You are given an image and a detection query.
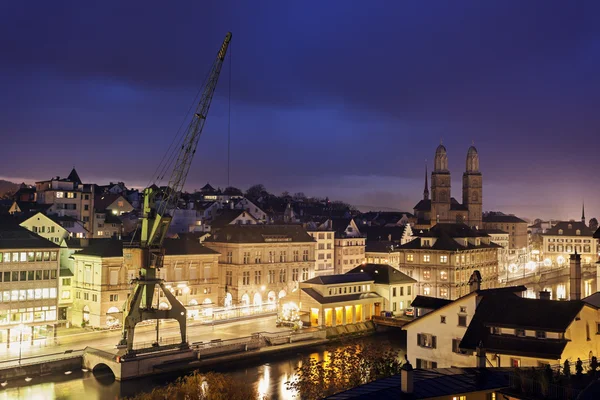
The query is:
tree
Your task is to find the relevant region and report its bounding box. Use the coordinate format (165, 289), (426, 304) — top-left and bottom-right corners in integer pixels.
(281, 191), (290, 198)
(245, 184), (267, 200)
(223, 186), (243, 196)
(293, 192), (306, 200)
(286, 343), (403, 400)
(127, 371), (262, 400)
(589, 218), (598, 231)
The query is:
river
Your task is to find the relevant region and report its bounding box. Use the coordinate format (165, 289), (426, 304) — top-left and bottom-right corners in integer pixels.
(0, 331), (406, 400)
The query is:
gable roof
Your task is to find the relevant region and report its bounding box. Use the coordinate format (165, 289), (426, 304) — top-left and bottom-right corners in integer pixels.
(482, 213), (526, 223)
(304, 272), (373, 285)
(346, 264), (416, 285)
(460, 295), (588, 358)
(210, 209), (257, 230)
(413, 199), (431, 211)
(0, 222), (59, 249)
(411, 295), (453, 310)
(544, 221), (594, 236)
(206, 224), (315, 244)
(74, 238), (219, 258)
(94, 194), (129, 212)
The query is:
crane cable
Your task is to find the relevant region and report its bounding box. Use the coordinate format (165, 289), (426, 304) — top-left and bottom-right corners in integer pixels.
(227, 39), (232, 187)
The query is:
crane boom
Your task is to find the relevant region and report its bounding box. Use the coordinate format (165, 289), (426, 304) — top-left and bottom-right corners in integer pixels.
(144, 32), (232, 249)
(119, 32), (231, 353)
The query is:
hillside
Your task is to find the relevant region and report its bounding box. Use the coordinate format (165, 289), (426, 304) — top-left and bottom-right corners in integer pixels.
(0, 180), (19, 198)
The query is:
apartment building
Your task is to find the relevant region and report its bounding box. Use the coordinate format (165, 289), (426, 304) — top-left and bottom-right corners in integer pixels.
(307, 229), (335, 276)
(398, 223), (500, 300)
(482, 212), (528, 252)
(333, 218), (366, 274)
(0, 223), (60, 346)
(70, 238), (220, 328)
(35, 169), (95, 233)
(542, 221), (597, 265)
(203, 225), (316, 308)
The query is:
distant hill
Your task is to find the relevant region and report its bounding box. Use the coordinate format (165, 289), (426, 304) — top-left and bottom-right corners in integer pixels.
(0, 180), (19, 198)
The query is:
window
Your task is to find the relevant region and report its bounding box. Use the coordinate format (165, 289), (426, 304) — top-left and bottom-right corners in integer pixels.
(440, 255), (448, 263)
(63, 278), (71, 286)
(302, 268), (309, 281)
(393, 303), (397, 312)
(83, 216), (89, 222)
(243, 252), (250, 264)
(268, 270), (275, 284)
(536, 330), (546, 339)
(302, 250), (309, 261)
(452, 338), (469, 354)
(225, 271), (232, 286)
(452, 396), (466, 400)
(440, 270), (448, 280)
(226, 252), (232, 263)
(84, 204), (89, 211)
(255, 251), (261, 263)
(458, 315), (467, 327)
(440, 288), (448, 298)
(293, 250), (299, 261)
(279, 269), (286, 283)
(417, 333), (436, 348)
(254, 270), (261, 285)
(423, 255), (431, 263)
(407, 286), (411, 296)
(268, 251), (274, 263)
(280, 251), (287, 262)
(56, 192), (64, 198)
(515, 329), (526, 337)
(423, 269), (431, 280)
(416, 359), (437, 369)
(292, 268), (299, 281)
(392, 288), (397, 297)
(423, 286), (431, 295)
(459, 306), (467, 313)
(440, 316), (446, 324)
(83, 292), (89, 300)
(92, 294), (98, 302)
(242, 271), (250, 285)
(407, 254), (414, 262)
(110, 294), (119, 302)
(511, 358), (521, 367)
(66, 192), (76, 199)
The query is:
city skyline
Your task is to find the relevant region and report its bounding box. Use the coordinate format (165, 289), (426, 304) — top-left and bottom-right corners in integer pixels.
(2, 1), (600, 220)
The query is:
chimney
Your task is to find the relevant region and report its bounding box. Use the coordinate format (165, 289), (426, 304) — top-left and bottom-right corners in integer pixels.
(400, 356), (413, 394)
(468, 270), (482, 293)
(539, 291), (551, 301)
(570, 251), (581, 300)
(476, 342), (486, 369)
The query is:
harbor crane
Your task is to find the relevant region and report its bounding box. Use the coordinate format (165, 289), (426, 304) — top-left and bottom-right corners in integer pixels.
(118, 33), (231, 353)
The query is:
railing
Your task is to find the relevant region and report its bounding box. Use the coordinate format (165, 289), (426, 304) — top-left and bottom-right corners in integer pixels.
(0, 349), (85, 370)
(508, 373), (581, 400)
(132, 336), (183, 351)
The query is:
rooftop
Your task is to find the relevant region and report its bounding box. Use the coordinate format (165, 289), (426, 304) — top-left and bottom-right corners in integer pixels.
(206, 224), (315, 243)
(544, 220), (594, 236)
(0, 221), (59, 250)
(304, 272), (374, 285)
(346, 264), (416, 285)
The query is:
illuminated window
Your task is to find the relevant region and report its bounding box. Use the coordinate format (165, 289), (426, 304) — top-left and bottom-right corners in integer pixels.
(423, 286), (431, 295)
(407, 254), (414, 262)
(423, 269), (431, 280)
(440, 255), (448, 263)
(440, 288), (448, 298)
(56, 192), (64, 198)
(66, 192), (76, 199)
(440, 270), (448, 280)
(423, 255), (431, 263)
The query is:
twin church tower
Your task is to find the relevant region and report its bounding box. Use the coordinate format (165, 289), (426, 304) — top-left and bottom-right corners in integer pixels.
(413, 144), (482, 229)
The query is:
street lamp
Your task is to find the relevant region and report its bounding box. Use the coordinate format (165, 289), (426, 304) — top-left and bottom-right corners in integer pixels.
(18, 323), (25, 366)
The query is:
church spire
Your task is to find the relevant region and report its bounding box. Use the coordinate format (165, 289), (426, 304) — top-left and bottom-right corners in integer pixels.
(423, 162), (429, 200)
(582, 201), (586, 224)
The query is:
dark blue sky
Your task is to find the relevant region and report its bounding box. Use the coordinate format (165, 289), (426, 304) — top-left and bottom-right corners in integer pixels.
(1, 1), (599, 220)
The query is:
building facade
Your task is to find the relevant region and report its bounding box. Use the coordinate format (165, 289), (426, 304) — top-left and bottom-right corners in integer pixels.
(35, 169), (95, 233)
(333, 219), (366, 274)
(0, 224), (60, 346)
(542, 221), (597, 266)
(307, 229), (335, 276)
(70, 238), (220, 328)
(347, 263), (416, 314)
(397, 224), (500, 300)
(413, 145), (482, 229)
(203, 225), (316, 308)
(299, 273), (381, 328)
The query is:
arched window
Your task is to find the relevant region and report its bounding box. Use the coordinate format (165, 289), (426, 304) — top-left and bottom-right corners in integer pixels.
(278, 290), (287, 299)
(253, 293), (262, 306)
(241, 293), (250, 306)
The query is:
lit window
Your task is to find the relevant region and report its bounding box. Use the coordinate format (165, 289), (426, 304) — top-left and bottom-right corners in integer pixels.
(423, 269), (431, 280)
(440, 255), (448, 263)
(407, 254), (414, 262)
(423, 255), (431, 263)
(440, 270), (448, 280)
(56, 192), (64, 198)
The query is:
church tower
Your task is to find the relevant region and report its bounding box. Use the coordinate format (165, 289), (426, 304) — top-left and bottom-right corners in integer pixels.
(462, 145), (482, 228)
(431, 144), (451, 224)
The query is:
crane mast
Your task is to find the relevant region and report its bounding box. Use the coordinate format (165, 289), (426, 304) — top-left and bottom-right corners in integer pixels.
(119, 32), (232, 353)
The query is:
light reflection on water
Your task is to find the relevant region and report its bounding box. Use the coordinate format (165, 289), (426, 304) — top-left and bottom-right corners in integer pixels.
(0, 332), (405, 400)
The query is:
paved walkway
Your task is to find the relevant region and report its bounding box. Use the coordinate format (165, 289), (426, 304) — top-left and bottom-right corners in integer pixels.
(0, 315), (290, 362)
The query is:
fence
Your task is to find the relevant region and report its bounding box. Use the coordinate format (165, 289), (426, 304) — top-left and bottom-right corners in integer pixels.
(0, 349), (85, 370)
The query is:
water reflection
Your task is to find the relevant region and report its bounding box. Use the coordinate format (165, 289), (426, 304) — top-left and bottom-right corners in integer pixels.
(0, 332), (405, 400)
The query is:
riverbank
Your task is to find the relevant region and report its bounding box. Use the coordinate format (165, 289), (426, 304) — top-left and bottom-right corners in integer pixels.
(0, 330), (406, 400)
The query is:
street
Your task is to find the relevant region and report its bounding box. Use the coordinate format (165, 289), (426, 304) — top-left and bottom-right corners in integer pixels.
(0, 315), (289, 362)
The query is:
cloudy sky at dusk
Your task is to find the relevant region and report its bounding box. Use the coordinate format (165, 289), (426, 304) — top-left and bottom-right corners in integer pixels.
(1, 1), (599, 220)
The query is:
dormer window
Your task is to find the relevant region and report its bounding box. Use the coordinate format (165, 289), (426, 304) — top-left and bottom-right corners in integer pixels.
(422, 239), (431, 247)
(576, 230), (581, 236)
(568, 224), (572, 230)
(536, 331), (546, 339)
(558, 229), (563, 235)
